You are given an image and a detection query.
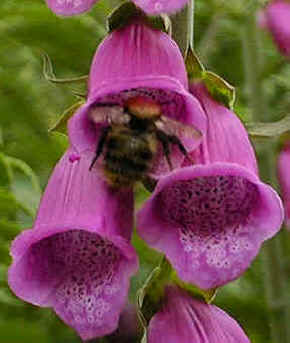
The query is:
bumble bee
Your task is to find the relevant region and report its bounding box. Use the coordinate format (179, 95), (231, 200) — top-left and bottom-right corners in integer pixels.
(89, 96), (200, 189)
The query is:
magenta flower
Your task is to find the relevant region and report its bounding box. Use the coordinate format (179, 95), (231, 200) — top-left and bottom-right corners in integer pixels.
(148, 286), (250, 343)
(8, 149), (138, 341)
(45, 0), (97, 16)
(68, 21), (206, 178)
(260, 0), (290, 57)
(45, 0), (189, 16)
(278, 141), (290, 229)
(137, 83), (283, 290)
(132, 0), (189, 15)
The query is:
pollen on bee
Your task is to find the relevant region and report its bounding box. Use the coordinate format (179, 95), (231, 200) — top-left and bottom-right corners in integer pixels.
(125, 96), (161, 119)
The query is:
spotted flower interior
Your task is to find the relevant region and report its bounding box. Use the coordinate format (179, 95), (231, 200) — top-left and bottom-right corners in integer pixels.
(159, 176), (258, 269)
(26, 230), (127, 337)
(137, 164), (283, 289)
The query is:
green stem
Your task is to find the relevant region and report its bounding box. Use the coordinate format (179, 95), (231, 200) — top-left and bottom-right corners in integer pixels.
(242, 10), (290, 343)
(171, 0), (194, 55)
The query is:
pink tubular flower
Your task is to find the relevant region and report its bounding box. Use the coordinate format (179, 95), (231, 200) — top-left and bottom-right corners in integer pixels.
(8, 149), (138, 341)
(45, 0), (189, 16)
(148, 286), (250, 343)
(45, 0), (97, 16)
(278, 141), (290, 229)
(260, 0), (290, 57)
(132, 0), (189, 15)
(137, 83), (283, 290)
(68, 21), (206, 177)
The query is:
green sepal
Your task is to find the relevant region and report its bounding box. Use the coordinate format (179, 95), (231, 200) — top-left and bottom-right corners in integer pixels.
(49, 101), (85, 135)
(137, 257), (173, 341)
(107, 1), (171, 34)
(245, 113), (290, 138)
(0, 153), (13, 188)
(185, 47), (204, 81)
(172, 271), (217, 304)
(137, 257), (172, 325)
(185, 48), (235, 109)
(202, 70), (236, 110)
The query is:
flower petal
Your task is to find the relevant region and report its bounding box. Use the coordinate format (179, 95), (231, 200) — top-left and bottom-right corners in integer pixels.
(148, 286), (250, 343)
(188, 83), (258, 175)
(45, 0), (97, 16)
(278, 142), (290, 229)
(132, 0), (189, 15)
(264, 0), (290, 57)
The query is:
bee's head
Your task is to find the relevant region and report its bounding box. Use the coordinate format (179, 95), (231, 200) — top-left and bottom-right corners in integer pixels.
(125, 96), (161, 119)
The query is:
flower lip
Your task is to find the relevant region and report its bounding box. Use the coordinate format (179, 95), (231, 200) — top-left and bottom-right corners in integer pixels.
(137, 163), (283, 289)
(10, 224), (137, 263)
(68, 78), (206, 156)
(9, 227), (138, 341)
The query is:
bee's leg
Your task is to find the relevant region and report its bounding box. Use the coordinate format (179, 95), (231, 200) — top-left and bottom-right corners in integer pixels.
(167, 134), (194, 164)
(156, 130), (173, 170)
(142, 175), (157, 193)
(89, 126), (111, 171)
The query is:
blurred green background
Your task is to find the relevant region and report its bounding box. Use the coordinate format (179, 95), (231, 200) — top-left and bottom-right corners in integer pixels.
(1, 0), (290, 342)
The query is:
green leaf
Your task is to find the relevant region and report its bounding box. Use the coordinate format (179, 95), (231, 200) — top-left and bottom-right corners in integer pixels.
(49, 101), (85, 135)
(172, 272), (217, 304)
(0, 188), (19, 218)
(185, 47), (205, 81)
(42, 52), (88, 84)
(185, 49), (235, 109)
(202, 70), (236, 109)
(6, 156), (41, 194)
(0, 153), (13, 188)
(245, 114), (290, 138)
(137, 257), (172, 325)
(0, 218), (20, 238)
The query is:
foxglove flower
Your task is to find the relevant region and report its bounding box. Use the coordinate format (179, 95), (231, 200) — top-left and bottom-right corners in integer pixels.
(45, 0), (189, 16)
(278, 141), (290, 229)
(8, 149), (138, 341)
(137, 83), (283, 290)
(68, 21), (206, 177)
(148, 286), (250, 343)
(259, 0), (290, 57)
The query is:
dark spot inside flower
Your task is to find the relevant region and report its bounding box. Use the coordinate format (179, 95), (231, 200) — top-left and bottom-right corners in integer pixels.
(158, 175), (258, 242)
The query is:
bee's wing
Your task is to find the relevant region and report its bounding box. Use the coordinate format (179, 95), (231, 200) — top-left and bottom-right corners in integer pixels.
(156, 116), (202, 140)
(89, 104), (130, 125)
